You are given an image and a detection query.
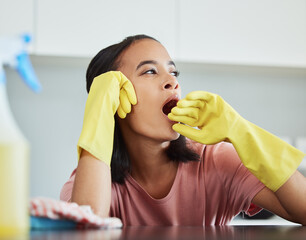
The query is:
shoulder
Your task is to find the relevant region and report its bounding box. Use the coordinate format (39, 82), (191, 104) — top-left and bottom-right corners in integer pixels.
(206, 141), (238, 158)
(185, 138), (206, 158)
(186, 140), (243, 179)
(186, 139), (241, 166)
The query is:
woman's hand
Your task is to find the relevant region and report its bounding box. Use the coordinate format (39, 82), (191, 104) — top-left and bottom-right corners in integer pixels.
(169, 91), (304, 192)
(168, 91), (239, 144)
(86, 71), (137, 119)
(112, 71), (138, 119)
(77, 71), (137, 166)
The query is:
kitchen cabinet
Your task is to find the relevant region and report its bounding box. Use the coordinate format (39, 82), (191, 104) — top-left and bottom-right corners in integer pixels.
(35, 0), (178, 58)
(0, 0), (34, 39)
(4, 0), (305, 68)
(178, 0), (306, 67)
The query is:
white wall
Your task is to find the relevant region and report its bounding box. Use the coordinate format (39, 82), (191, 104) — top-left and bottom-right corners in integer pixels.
(5, 56), (306, 199)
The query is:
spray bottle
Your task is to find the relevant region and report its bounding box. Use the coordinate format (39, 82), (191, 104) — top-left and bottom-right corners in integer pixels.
(0, 34), (41, 236)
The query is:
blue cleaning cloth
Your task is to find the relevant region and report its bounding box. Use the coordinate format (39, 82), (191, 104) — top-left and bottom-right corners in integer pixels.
(30, 216), (77, 230)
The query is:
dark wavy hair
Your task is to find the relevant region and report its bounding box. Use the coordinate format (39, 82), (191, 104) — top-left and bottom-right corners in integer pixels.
(86, 34), (200, 184)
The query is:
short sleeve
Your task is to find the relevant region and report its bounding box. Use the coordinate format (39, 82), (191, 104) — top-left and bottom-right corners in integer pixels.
(60, 169), (76, 202)
(212, 142), (265, 216)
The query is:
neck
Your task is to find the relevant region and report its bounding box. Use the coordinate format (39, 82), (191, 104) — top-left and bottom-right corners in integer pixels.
(118, 117), (177, 180)
(126, 136), (171, 180)
(118, 119), (180, 199)
(124, 135), (179, 199)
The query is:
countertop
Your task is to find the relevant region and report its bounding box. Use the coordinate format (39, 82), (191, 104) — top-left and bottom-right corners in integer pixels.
(9, 225), (305, 240)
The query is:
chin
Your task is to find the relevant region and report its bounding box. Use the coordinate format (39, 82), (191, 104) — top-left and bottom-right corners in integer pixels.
(174, 131), (180, 139)
(157, 128), (180, 142)
(168, 129), (180, 141)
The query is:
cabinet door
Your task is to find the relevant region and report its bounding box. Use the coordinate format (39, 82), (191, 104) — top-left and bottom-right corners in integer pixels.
(178, 0), (306, 67)
(35, 0), (178, 58)
(0, 0), (34, 50)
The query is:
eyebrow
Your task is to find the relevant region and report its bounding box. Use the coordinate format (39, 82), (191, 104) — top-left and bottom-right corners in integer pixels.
(136, 60), (176, 70)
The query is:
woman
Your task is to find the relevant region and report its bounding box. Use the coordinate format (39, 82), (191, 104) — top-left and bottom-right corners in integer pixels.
(61, 35), (306, 225)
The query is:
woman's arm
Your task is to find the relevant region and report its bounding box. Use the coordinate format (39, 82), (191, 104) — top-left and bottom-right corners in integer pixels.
(70, 72), (136, 217)
(252, 170), (306, 225)
(71, 149), (111, 218)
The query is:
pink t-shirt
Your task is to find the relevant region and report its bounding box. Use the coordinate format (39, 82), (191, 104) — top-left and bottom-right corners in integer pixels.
(60, 142), (265, 226)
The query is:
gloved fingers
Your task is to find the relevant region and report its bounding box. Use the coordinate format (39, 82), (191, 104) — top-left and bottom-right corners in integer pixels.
(119, 90), (132, 114)
(170, 106), (199, 119)
(185, 91), (217, 103)
(168, 113), (198, 127)
(172, 123), (202, 141)
(122, 81), (137, 105)
(177, 99), (205, 109)
(117, 105), (127, 119)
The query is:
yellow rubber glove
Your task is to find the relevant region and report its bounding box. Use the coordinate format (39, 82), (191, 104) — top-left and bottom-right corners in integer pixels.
(168, 91), (305, 191)
(77, 71), (137, 166)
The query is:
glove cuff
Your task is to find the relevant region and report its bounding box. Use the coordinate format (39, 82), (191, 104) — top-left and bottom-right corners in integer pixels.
(230, 120), (304, 191)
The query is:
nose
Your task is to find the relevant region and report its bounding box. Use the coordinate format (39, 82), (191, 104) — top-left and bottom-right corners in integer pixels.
(163, 76), (179, 90)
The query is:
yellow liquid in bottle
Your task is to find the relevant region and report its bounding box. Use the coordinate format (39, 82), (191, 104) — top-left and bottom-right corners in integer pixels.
(0, 142), (29, 237)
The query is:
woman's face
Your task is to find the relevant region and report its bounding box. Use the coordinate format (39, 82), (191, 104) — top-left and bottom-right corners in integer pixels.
(117, 39), (181, 142)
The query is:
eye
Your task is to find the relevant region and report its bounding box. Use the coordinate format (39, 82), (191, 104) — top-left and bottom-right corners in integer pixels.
(143, 69), (157, 75)
(171, 70), (180, 77)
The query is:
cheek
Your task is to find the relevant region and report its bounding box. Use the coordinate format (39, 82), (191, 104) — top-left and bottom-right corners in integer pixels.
(133, 82), (160, 112)
(132, 93), (160, 120)
(126, 89), (161, 130)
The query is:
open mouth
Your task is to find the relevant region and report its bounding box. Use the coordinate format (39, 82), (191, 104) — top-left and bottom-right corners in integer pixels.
(162, 99), (178, 116)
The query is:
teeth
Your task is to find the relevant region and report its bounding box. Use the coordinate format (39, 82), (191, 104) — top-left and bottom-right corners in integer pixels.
(162, 99), (178, 115)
